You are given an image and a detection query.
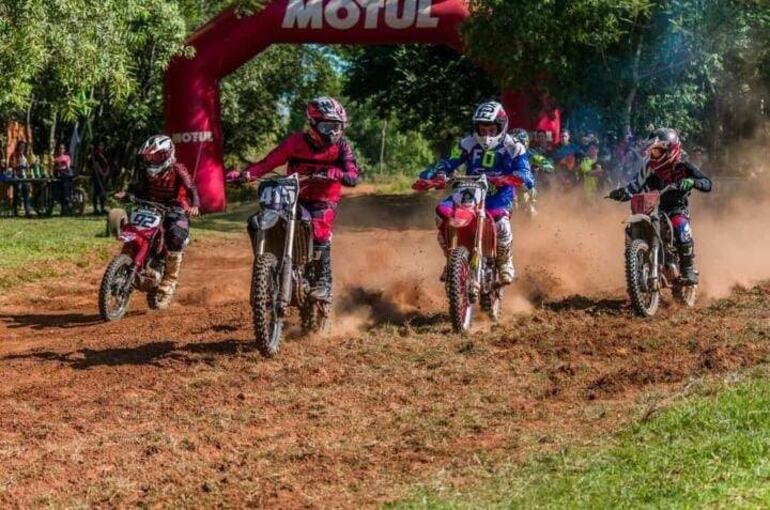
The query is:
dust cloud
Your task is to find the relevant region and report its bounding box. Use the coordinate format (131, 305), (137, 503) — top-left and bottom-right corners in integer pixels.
(333, 176), (770, 327)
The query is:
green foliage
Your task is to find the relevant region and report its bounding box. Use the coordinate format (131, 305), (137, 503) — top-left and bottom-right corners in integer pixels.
(346, 100), (436, 178)
(345, 45), (498, 152)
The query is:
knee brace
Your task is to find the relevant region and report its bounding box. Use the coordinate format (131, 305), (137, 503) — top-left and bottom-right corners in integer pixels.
(495, 217), (512, 247)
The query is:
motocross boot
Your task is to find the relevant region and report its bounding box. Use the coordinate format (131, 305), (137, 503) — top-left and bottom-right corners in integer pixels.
(157, 251), (184, 303)
(309, 244), (333, 302)
(678, 242), (699, 285)
(496, 241), (515, 285)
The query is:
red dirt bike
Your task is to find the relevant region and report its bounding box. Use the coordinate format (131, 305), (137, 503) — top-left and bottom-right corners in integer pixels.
(616, 183), (698, 317)
(414, 174), (521, 333)
(234, 172), (331, 357)
(98, 195), (172, 321)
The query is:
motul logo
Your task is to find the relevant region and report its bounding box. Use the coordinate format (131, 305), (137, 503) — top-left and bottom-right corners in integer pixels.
(172, 131), (214, 144)
(283, 0), (440, 30)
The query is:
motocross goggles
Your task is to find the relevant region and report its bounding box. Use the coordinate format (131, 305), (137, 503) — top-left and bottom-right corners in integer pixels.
(475, 122), (501, 137)
(649, 146), (665, 160)
(143, 150), (171, 166)
(317, 121), (343, 136)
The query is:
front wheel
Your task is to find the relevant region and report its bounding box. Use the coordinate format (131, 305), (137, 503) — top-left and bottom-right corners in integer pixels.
(98, 254), (135, 321)
(673, 284), (697, 307)
(251, 254), (283, 357)
(625, 238), (660, 317)
(447, 247), (473, 333)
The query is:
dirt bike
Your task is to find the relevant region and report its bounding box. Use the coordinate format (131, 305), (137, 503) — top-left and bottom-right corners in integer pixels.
(617, 183), (697, 317)
(98, 195), (171, 321)
(242, 172), (330, 357)
(414, 173), (520, 333)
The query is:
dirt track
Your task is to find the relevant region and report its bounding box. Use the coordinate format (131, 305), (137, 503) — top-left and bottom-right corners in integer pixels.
(1, 193), (769, 507)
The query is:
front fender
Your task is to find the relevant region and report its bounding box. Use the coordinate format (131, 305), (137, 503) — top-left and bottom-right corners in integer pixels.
(623, 214), (654, 226)
(624, 214), (660, 243)
(249, 209), (284, 232)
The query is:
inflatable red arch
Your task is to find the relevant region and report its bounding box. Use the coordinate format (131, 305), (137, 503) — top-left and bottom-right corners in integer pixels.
(165, 0), (560, 212)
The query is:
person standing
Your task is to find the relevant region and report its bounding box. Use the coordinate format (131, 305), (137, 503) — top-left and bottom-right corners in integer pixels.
(91, 141), (111, 215)
(53, 143), (74, 215)
(9, 141), (31, 217)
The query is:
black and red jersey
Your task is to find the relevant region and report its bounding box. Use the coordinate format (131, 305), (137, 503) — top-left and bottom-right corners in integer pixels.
(131, 163), (200, 212)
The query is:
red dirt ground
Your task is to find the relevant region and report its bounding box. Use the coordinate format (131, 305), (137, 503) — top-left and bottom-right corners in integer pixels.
(1, 194), (769, 507)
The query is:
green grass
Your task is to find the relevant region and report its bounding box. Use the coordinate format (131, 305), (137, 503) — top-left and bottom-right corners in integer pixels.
(0, 216), (113, 290)
(366, 173), (418, 195)
(396, 371), (770, 509)
(194, 202), (253, 234)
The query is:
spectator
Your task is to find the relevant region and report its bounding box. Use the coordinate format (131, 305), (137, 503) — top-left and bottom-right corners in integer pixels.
(91, 141), (111, 215)
(550, 129), (583, 189)
(0, 160), (12, 213)
(533, 129), (552, 154)
(53, 143), (74, 215)
(578, 141), (604, 199)
(9, 141), (31, 217)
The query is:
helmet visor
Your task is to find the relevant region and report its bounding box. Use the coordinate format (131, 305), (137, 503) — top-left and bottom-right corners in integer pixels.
(317, 121), (343, 136)
(475, 122), (500, 137)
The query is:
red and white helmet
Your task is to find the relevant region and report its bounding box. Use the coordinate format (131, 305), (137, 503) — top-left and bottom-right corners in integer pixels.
(307, 97), (348, 146)
(645, 128), (682, 173)
(473, 101), (509, 150)
(139, 135), (175, 177)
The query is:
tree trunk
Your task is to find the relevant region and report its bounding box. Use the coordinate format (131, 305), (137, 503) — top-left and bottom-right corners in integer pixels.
(623, 34), (644, 136)
(48, 107), (58, 159)
(379, 118), (388, 175)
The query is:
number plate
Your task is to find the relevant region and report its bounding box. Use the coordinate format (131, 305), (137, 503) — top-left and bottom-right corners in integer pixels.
(452, 184), (484, 207)
(259, 184), (297, 208)
(130, 209), (162, 229)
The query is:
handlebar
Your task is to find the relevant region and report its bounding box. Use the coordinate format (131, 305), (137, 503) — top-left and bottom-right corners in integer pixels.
(124, 194), (172, 213)
(227, 170), (344, 187)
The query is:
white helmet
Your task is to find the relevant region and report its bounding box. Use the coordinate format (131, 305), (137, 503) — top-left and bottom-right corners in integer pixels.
(473, 101), (509, 150)
(139, 135), (175, 177)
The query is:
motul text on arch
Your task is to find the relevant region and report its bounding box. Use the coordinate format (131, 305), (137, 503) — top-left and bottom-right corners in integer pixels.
(282, 0), (440, 30)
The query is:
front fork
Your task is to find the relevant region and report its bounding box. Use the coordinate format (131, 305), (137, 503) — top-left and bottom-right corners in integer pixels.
(650, 236), (661, 290)
(470, 206), (485, 300)
(253, 220), (295, 317)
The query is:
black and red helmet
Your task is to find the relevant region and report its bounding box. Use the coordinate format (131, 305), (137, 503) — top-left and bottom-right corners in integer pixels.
(645, 128), (682, 173)
(306, 97), (348, 146)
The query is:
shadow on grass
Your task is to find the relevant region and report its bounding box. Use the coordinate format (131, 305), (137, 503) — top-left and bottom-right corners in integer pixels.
(1, 338), (254, 369)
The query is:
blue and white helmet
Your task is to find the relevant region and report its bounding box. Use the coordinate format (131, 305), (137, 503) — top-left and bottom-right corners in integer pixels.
(473, 101), (509, 150)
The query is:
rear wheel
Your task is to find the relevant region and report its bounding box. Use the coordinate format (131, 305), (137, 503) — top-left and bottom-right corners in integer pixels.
(71, 186), (87, 216)
(447, 247), (473, 333)
(673, 284), (697, 307)
(251, 254), (283, 357)
(481, 289), (502, 323)
(625, 239), (660, 317)
(301, 300), (331, 334)
(33, 184), (54, 217)
(98, 254), (134, 321)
